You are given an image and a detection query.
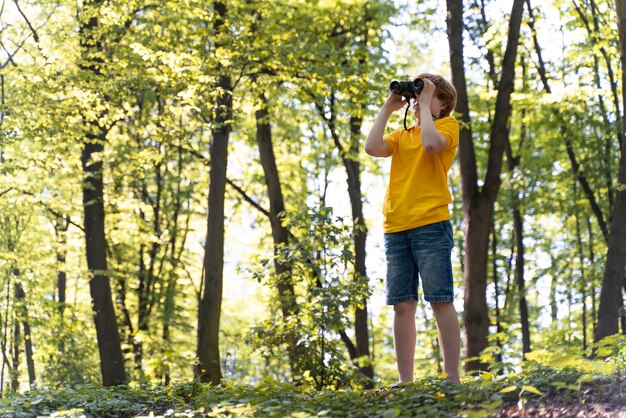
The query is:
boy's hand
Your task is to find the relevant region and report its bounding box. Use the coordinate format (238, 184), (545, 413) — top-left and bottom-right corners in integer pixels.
(383, 92), (408, 113)
(418, 78), (436, 106)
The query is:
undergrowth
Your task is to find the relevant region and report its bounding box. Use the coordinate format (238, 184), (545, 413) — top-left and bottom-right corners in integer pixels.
(3, 336), (625, 417)
(1, 364), (623, 418)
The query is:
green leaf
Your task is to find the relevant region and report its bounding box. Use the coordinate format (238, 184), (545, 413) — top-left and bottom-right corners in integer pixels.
(499, 385), (518, 393)
(382, 409), (401, 418)
(521, 385), (542, 396)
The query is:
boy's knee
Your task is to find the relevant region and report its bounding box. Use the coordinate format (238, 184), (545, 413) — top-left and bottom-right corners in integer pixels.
(394, 301), (417, 316)
(430, 301), (454, 312)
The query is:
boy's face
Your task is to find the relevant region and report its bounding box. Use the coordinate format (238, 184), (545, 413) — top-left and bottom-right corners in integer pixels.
(409, 94), (447, 120)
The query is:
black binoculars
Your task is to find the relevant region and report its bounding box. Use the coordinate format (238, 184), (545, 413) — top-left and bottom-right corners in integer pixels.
(389, 78), (424, 99)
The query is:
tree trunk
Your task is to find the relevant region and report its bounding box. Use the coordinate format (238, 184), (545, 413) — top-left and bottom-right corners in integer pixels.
(574, 190), (588, 351)
(347, 115), (373, 384)
(594, 0), (626, 343)
(505, 58), (531, 355)
(1, 266), (11, 393)
(195, 31), (232, 386)
(491, 218), (504, 367)
(79, 0), (127, 386)
(255, 91), (307, 376)
(446, 0), (525, 372)
(588, 217), (598, 333)
(11, 318), (19, 392)
(195, 0), (232, 385)
(54, 214), (69, 317)
(512, 210), (530, 354)
(462, 198), (493, 370)
(255, 92), (297, 316)
(13, 281), (35, 387)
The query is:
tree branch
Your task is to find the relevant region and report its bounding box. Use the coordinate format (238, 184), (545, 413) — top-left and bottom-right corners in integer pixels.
(13, 0), (39, 43)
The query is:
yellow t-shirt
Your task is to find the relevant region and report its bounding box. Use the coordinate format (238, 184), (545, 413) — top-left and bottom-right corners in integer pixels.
(382, 116), (459, 233)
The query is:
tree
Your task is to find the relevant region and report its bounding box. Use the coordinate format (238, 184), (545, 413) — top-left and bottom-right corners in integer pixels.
(195, 0), (232, 385)
(446, 0), (526, 371)
(594, 0), (626, 342)
(78, 0), (127, 386)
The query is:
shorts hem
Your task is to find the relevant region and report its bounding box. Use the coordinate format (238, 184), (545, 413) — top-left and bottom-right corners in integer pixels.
(424, 295), (453, 303)
(386, 295), (419, 305)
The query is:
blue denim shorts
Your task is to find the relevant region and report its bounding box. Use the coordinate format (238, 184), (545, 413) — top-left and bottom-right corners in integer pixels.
(384, 221), (454, 304)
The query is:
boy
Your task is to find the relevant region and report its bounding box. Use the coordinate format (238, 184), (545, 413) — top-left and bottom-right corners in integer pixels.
(365, 73), (460, 384)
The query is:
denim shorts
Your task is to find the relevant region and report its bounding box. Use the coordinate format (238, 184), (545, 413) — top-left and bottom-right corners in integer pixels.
(384, 221), (454, 304)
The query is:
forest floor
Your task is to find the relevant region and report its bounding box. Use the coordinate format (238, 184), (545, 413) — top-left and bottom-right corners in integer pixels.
(3, 367), (626, 417)
(126, 375), (626, 417)
(126, 376), (626, 418)
(489, 376), (626, 417)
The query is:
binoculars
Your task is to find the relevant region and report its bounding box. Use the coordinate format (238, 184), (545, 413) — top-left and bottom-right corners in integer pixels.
(389, 78), (424, 99)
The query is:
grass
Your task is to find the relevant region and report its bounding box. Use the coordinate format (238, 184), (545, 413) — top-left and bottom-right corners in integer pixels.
(2, 365), (625, 417)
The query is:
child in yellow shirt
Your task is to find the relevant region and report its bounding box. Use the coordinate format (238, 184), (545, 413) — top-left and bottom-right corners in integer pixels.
(365, 73), (460, 384)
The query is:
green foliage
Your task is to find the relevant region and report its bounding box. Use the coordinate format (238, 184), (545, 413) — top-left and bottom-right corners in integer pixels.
(3, 361), (624, 417)
(248, 207), (371, 389)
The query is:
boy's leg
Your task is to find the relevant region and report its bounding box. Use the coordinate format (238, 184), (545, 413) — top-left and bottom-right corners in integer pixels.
(431, 301), (460, 383)
(393, 300), (418, 383)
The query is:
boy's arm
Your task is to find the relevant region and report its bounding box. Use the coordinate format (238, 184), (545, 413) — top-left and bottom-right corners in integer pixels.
(418, 80), (447, 154)
(365, 94), (405, 157)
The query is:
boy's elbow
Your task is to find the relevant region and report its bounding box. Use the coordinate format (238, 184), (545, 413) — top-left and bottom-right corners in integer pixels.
(365, 142), (388, 157)
(423, 135), (447, 154)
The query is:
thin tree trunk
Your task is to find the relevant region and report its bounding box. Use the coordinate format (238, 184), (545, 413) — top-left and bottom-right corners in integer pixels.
(347, 114), (373, 384)
(574, 184), (588, 351)
(446, 0), (525, 372)
(13, 281), (35, 387)
(195, 0), (231, 382)
(549, 253), (558, 323)
(54, 215), (69, 317)
(11, 317), (19, 392)
(491, 218), (504, 367)
(505, 57), (530, 355)
(255, 91), (306, 375)
(588, 217), (597, 332)
(595, 0), (626, 343)
(196, 71), (231, 384)
(79, 0), (127, 386)
(512, 210), (530, 354)
(0, 267), (12, 394)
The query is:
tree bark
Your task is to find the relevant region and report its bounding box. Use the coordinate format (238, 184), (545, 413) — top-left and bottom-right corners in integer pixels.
(347, 114), (373, 384)
(255, 93), (297, 317)
(54, 214), (69, 317)
(255, 91), (309, 377)
(195, 0), (231, 383)
(79, 0), (127, 386)
(574, 183), (589, 351)
(11, 318), (19, 392)
(594, 0), (626, 343)
(505, 68), (531, 355)
(446, 0), (525, 372)
(512, 209), (530, 354)
(491, 218), (504, 367)
(13, 281), (35, 388)
(195, 72), (231, 384)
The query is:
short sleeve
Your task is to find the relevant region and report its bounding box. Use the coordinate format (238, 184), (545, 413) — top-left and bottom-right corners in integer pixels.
(435, 117), (460, 149)
(383, 129), (404, 155)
